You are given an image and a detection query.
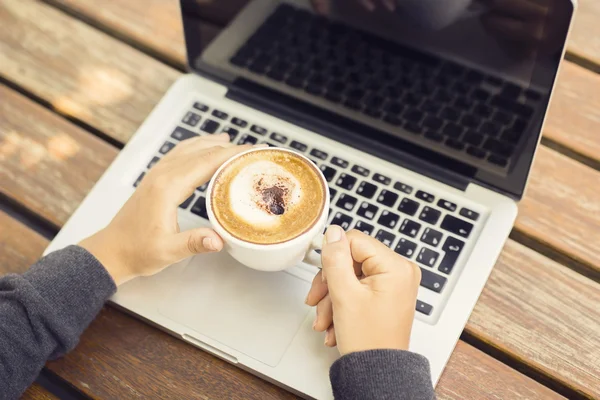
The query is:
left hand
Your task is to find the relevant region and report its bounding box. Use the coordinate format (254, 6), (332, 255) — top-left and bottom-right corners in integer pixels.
(80, 134), (256, 285)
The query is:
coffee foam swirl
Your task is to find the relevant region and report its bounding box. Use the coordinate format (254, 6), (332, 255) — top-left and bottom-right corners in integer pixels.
(211, 149), (326, 245)
(229, 161), (302, 227)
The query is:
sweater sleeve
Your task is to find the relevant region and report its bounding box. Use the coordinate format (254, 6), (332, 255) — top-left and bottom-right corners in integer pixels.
(329, 349), (436, 400)
(0, 245), (116, 400)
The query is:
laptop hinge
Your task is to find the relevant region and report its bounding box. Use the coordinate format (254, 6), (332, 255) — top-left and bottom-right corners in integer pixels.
(227, 79), (472, 192)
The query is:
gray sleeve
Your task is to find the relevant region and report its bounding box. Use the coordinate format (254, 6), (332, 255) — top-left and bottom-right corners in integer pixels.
(0, 245), (116, 400)
(329, 349), (436, 400)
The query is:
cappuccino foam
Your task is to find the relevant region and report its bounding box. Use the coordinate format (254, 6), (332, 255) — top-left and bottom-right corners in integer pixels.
(211, 149), (326, 244)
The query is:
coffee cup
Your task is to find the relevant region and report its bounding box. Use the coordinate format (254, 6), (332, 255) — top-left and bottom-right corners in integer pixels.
(206, 147), (330, 272)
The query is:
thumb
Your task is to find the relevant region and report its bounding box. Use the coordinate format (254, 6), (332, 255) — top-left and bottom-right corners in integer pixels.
(170, 228), (224, 259)
(321, 226), (360, 295)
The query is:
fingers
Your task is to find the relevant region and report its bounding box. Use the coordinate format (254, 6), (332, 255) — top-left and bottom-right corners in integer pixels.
(169, 227), (224, 260)
(325, 325), (337, 347)
(310, 0), (330, 14)
(306, 270), (329, 307)
(313, 294), (333, 332)
(344, 230), (397, 277)
(320, 226), (360, 294)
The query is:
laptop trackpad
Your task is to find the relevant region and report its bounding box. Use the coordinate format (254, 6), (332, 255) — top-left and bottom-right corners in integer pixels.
(158, 252), (312, 367)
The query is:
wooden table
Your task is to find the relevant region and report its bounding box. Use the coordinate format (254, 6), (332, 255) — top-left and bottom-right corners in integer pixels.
(1, 0), (599, 398)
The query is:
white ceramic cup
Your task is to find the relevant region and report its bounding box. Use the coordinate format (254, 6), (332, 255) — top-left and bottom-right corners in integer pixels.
(206, 147), (330, 272)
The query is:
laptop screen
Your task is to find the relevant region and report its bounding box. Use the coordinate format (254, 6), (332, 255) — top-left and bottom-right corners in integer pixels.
(181, 0), (575, 198)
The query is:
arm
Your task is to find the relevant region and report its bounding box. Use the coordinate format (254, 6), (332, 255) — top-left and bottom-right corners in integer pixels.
(0, 246), (115, 400)
(306, 227), (436, 399)
(330, 350), (435, 400)
(1, 134), (256, 399)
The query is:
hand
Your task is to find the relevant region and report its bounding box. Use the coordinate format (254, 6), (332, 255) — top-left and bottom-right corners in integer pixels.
(80, 134), (257, 285)
(306, 226), (421, 355)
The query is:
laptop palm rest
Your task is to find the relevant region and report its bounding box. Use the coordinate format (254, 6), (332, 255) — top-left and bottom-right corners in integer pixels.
(158, 251), (312, 367)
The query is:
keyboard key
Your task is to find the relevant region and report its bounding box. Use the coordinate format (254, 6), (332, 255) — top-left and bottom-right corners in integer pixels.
(480, 121), (502, 137)
(394, 238), (417, 258)
(310, 148), (328, 160)
(331, 212), (353, 230)
(417, 247), (439, 268)
(329, 187), (338, 201)
(336, 173), (357, 190)
(182, 111), (201, 127)
(336, 193), (358, 211)
(439, 236), (465, 274)
(404, 121), (423, 135)
(133, 172), (145, 188)
(270, 132), (288, 143)
(383, 114), (402, 126)
(193, 102), (209, 112)
(419, 268), (447, 293)
(416, 300), (433, 316)
(500, 83), (521, 100)
(212, 109), (228, 120)
(378, 210), (400, 229)
(445, 138), (465, 150)
(171, 127), (199, 141)
(423, 116), (443, 130)
(488, 154), (508, 167)
(416, 190), (435, 203)
(398, 198), (420, 216)
(373, 173), (391, 185)
(147, 156), (160, 170)
(331, 157), (349, 168)
(393, 181), (413, 194)
(424, 131), (444, 142)
(459, 207), (480, 221)
(437, 199), (457, 212)
(483, 138), (515, 158)
(356, 181), (378, 199)
(466, 146), (486, 159)
(179, 194), (195, 209)
(251, 125), (268, 135)
(351, 165), (370, 177)
(320, 165), (337, 182)
(222, 127), (239, 141)
(197, 183), (208, 192)
(377, 190), (399, 207)
(421, 227), (443, 247)
(159, 141), (176, 154)
(419, 206), (442, 225)
(460, 113), (481, 129)
(438, 236), (465, 274)
(200, 119), (220, 134)
(442, 123), (463, 138)
(357, 202), (379, 220)
(354, 220), (375, 236)
(238, 134), (258, 145)
(290, 140), (308, 152)
(231, 117), (248, 128)
(440, 215), (473, 238)
(399, 219), (421, 238)
(375, 230), (396, 248)
(190, 196), (208, 219)
(463, 131), (484, 146)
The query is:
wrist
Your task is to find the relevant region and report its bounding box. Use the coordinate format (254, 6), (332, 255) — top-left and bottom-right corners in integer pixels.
(79, 229), (133, 285)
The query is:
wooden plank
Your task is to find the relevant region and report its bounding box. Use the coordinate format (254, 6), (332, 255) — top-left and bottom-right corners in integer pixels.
(47, 0), (600, 164)
(0, 0), (179, 144)
(0, 210), (563, 400)
(1, 85), (597, 397)
(2, 0), (600, 274)
(568, 0), (600, 65)
(20, 383), (60, 400)
(0, 85), (117, 227)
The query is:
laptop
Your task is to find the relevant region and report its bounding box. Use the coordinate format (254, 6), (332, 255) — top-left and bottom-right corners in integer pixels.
(46, 0), (576, 398)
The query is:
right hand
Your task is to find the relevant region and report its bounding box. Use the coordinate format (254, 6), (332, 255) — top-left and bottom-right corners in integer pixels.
(306, 226), (421, 355)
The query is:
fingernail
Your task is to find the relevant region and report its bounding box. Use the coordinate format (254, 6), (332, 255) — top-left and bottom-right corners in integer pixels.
(325, 225), (343, 243)
(202, 237), (217, 251)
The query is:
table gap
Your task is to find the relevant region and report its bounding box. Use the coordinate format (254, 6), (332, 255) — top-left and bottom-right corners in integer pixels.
(0, 193), (58, 241)
(460, 330), (587, 400)
(540, 137), (600, 173)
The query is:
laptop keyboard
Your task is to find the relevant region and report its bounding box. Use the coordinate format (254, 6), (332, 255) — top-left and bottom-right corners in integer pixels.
(133, 101), (484, 322)
(229, 3), (543, 169)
